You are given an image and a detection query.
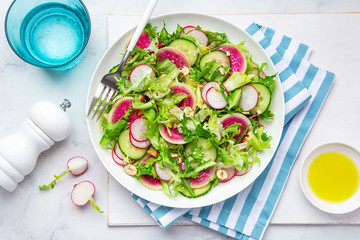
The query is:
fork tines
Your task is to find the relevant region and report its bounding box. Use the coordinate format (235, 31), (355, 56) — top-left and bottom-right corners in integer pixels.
(87, 84), (117, 122)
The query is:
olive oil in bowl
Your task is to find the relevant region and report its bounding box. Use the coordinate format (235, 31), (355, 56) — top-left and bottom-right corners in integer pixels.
(300, 143), (360, 214)
(307, 151), (359, 202)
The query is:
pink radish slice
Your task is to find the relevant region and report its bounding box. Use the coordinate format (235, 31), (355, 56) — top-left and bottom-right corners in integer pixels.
(129, 64), (155, 89)
(107, 97), (140, 124)
(130, 117), (149, 142)
(129, 134), (151, 149)
(157, 47), (190, 69)
(236, 164), (253, 176)
(138, 175), (163, 190)
(187, 29), (208, 46)
(170, 82), (196, 110)
(155, 163), (172, 181)
(216, 43), (247, 75)
(112, 143), (125, 166)
(159, 124), (188, 144)
(201, 81), (218, 104)
(219, 113), (252, 141)
(189, 167), (215, 189)
(218, 165), (236, 182)
(71, 180), (95, 206)
(67, 156), (88, 176)
(206, 87), (228, 110)
(182, 25), (197, 35)
(239, 85), (259, 112)
(139, 154), (152, 166)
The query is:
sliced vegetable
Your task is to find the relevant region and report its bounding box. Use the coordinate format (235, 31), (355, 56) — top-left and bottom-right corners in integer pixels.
(199, 50), (230, 68)
(159, 124), (188, 144)
(185, 138), (217, 162)
(169, 38), (199, 66)
(239, 85), (259, 112)
(155, 162), (173, 181)
(206, 87), (228, 110)
(106, 97), (140, 124)
(170, 82), (196, 110)
(189, 167), (215, 189)
(129, 64), (155, 89)
(130, 134), (151, 149)
(187, 29), (208, 46)
(180, 182), (212, 198)
(219, 113), (252, 141)
(216, 43), (247, 75)
(118, 129), (147, 159)
(138, 175), (163, 190)
(71, 180), (103, 213)
(157, 47), (190, 69)
(201, 81), (218, 104)
(130, 117), (149, 142)
(249, 83), (271, 115)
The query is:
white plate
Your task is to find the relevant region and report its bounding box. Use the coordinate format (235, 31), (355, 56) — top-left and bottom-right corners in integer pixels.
(86, 13), (284, 208)
(300, 143), (360, 214)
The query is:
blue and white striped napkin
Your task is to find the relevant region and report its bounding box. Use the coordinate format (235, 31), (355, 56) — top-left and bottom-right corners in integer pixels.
(132, 23), (335, 240)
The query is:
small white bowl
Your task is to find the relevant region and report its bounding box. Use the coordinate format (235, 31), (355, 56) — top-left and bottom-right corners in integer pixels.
(300, 143), (360, 214)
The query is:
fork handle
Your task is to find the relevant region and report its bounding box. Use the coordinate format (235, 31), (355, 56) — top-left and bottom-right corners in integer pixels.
(116, 0), (158, 75)
(127, 0), (158, 52)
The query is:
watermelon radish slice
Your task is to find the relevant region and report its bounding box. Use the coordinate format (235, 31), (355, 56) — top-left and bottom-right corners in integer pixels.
(189, 167), (215, 189)
(187, 29), (208, 46)
(218, 165), (236, 182)
(125, 31), (152, 50)
(239, 85), (259, 112)
(130, 117), (149, 142)
(236, 164), (253, 176)
(170, 82), (196, 110)
(129, 64), (155, 89)
(138, 175), (163, 190)
(157, 47), (190, 69)
(216, 43), (247, 75)
(159, 124), (188, 144)
(155, 163), (172, 181)
(205, 86), (228, 110)
(219, 113), (252, 141)
(106, 97), (140, 124)
(201, 81), (218, 104)
(129, 134), (151, 149)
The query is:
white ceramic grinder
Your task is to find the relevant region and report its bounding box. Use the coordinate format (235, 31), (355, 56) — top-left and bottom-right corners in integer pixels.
(0, 99), (71, 192)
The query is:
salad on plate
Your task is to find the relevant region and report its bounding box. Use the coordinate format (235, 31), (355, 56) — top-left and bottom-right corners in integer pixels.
(97, 23), (277, 198)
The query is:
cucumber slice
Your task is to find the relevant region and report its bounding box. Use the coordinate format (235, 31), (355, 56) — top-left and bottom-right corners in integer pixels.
(249, 83), (271, 115)
(118, 129), (147, 160)
(169, 38), (199, 66)
(199, 50), (230, 68)
(180, 182), (212, 198)
(185, 138), (217, 162)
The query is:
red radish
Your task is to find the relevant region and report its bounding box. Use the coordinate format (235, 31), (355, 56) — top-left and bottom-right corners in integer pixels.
(39, 156), (89, 190)
(170, 82), (196, 110)
(189, 167), (215, 189)
(187, 29), (208, 46)
(71, 180), (103, 213)
(216, 43), (247, 75)
(112, 143), (125, 166)
(129, 64), (155, 89)
(239, 85), (259, 112)
(159, 124), (188, 144)
(219, 113), (252, 141)
(138, 175), (163, 190)
(139, 154), (153, 166)
(130, 117), (149, 142)
(218, 165), (236, 182)
(155, 162), (173, 181)
(205, 86), (228, 110)
(67, 156), (88, 176)
(181, 25), (197, 35)
(236, 164), (253, 176)
(129, 134), (151, 149)
(157, 47), (190, 69)
(106, 97), (140, 124)
(201, 81), (218, 104)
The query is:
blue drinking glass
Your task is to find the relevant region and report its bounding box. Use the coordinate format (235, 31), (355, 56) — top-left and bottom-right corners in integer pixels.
(5, 0), (91, 70)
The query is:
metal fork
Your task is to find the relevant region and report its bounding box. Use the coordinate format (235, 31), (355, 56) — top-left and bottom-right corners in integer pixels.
(87, 0), (158, 121)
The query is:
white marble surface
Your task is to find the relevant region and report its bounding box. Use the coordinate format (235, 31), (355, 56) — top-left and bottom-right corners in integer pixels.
(1, 0), (360, 239)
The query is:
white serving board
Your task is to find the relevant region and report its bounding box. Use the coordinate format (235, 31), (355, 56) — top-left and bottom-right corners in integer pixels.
(107, 13), (360, 226)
